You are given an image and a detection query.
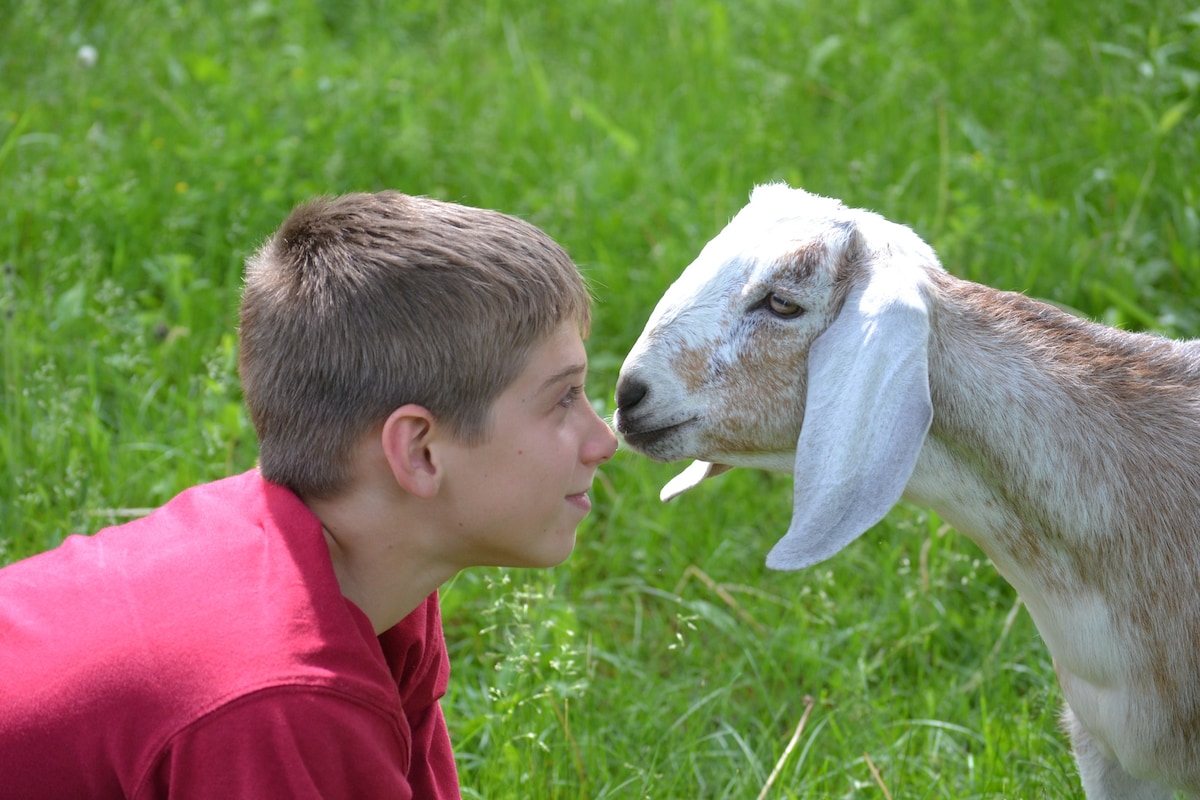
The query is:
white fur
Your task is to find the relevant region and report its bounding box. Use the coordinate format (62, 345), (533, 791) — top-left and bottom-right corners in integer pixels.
(613, 183), (1200, 799)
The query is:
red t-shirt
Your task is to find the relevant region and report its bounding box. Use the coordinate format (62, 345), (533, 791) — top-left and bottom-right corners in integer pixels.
(0, 470), (461, 799)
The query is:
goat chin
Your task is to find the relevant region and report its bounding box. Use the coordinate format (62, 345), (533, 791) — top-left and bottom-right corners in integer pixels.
(613, 182), (1200, 800)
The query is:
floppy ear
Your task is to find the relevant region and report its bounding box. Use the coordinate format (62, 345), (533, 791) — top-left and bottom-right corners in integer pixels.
(765, 263), (933, 570)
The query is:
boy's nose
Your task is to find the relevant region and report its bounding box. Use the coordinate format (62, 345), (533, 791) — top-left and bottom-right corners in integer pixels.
(590, 409), (619, 465)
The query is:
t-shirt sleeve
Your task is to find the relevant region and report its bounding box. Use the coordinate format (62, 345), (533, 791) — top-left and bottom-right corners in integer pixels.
(379, 593), (462, 799)
(138, 687), (414, 800)
(405, 689), (460, 799)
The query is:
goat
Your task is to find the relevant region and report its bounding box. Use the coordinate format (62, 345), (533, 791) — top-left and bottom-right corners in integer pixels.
(612, 183), (1200, 799)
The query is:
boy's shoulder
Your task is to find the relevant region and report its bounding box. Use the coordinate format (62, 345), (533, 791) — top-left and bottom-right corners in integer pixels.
(0, 471), (386, 685)
(0, 470), (435, 792)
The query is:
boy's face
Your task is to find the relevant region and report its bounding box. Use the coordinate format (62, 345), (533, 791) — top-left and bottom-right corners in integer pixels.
(437, 322), (618, 569)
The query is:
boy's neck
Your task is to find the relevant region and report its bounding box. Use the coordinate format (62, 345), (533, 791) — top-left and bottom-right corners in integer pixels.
(309, 489), (456, 636)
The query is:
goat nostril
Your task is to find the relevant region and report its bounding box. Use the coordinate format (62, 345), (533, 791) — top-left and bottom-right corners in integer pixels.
(615, 374), (648, 411)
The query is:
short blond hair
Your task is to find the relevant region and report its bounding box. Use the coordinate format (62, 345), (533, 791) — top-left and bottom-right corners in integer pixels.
(238, 191), (591, 498)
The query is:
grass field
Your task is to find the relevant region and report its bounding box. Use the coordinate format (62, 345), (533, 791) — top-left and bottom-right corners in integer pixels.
(3, 1), (1199, 797)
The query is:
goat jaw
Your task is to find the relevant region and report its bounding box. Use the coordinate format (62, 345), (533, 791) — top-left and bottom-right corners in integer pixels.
(660, 460), (733, 502)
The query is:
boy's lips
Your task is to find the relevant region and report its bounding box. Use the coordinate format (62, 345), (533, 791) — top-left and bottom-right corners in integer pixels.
(566, 491), (592, 512)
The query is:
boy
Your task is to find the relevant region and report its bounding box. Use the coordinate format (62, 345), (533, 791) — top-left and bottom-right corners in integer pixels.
(0, 191), (618, 798)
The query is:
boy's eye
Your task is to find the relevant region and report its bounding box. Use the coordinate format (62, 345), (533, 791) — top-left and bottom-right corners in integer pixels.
(559, 385), (583, 408)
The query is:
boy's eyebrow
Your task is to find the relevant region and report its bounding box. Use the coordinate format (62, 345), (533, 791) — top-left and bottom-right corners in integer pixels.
(538, 363), (587, 394)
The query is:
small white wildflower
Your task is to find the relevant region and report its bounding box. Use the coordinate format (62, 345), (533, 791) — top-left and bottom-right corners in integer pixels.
(77, 45), (98, 68)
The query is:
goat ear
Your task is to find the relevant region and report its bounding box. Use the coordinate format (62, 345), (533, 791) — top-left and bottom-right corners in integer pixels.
(661, 460), (733, 502)
(765, 265), (933, 571)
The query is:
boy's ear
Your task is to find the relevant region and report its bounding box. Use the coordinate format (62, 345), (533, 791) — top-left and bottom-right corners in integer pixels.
(380, 404), (441, 499)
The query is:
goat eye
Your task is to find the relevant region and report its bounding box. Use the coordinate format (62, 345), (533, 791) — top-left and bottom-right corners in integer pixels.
(767, 293), (803, 318)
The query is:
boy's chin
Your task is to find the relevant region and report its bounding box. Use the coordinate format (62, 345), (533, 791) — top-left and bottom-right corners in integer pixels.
(478, 527), (579, 570)
(521, 533), (578, 570)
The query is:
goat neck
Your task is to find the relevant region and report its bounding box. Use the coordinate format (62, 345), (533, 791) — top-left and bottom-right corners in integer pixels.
(907, 269), (1200, 789)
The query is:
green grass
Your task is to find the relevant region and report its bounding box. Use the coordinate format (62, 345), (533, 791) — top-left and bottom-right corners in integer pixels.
(3, 0), (1198, 797)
